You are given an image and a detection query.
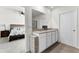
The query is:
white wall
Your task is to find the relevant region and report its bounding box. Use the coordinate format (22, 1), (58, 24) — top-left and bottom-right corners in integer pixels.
(0, 7), (25, 30)
(25, 7), (32, 52)
(32, 6), (46, 14)
(0, 7), (25, 24)
(51, 6), (78, 29)
(32, 7), (52, 29)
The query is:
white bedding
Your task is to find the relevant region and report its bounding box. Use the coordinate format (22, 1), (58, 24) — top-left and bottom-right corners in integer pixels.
(10, 27), (25, 36)
(0, 39), (26, 53)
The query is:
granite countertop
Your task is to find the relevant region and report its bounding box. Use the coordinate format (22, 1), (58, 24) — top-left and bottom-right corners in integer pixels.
(33, 28), (58, 34)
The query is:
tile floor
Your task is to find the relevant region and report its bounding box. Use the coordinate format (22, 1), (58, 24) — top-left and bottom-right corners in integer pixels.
(43, 42), (79, 53)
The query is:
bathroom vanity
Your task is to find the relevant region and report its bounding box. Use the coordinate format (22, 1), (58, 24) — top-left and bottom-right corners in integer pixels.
(30, 29), (58, 53)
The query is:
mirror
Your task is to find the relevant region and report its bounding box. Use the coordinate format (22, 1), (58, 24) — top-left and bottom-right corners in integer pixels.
(32, 9), (45, 31)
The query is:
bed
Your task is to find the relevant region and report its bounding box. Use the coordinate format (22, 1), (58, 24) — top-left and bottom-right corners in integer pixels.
(9, 24), (25, 41)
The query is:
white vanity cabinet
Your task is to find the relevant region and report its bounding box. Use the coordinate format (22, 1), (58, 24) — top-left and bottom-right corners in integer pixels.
(32, 29), (58, 53)
(39, 33), (46, 52)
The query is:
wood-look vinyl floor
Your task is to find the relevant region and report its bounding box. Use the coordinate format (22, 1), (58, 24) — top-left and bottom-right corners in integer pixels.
(43, 42), (79, 53)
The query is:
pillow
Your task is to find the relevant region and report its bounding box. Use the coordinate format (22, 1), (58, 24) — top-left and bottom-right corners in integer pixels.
(9, 27), (25, 36)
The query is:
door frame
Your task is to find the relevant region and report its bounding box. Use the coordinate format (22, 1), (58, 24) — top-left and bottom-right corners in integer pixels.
(59, 8), (78, 47)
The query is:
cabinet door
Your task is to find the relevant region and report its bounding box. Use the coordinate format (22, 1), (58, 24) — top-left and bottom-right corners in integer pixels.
(55, 31), (58, 42)
(51, 31), (56, 44)
(46, 32), (52, 48)
(39, 33), (46, 52)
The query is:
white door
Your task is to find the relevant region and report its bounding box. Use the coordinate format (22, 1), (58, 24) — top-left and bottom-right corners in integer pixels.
(59, 9), (77, 47)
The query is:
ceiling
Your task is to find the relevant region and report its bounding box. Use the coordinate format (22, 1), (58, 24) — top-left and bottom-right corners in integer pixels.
(32, 9), (44, 17)
(32, 6), (61, 17)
